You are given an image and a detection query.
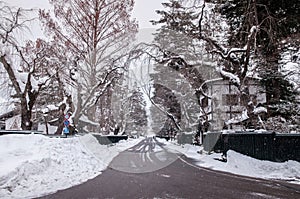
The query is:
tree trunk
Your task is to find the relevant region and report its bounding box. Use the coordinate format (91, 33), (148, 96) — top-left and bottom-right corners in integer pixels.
(55, 103), (66, 135)
(44, 115), (49, 135)
(20, 98), (32, 130)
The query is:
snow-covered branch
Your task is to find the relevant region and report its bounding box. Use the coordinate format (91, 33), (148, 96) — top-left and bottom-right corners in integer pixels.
(197, 78), (223, 99)
(0, 55), (22, 97)
(141, 83), (182, 131)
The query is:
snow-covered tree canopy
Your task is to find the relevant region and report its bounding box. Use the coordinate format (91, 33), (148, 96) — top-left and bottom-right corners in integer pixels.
(134, 0), (300, 131)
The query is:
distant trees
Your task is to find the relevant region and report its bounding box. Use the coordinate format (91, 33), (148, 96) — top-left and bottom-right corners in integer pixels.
(151, 84), (181, 135)
(126, 87), (148, 135)
(39, 0), (138, 132)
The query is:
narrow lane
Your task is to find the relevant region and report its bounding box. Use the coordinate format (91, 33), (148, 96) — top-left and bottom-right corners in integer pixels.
(109, 137), (178, 173)
(40, 137), (300, 199)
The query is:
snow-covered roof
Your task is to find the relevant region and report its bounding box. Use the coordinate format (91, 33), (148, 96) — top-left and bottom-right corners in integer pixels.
(0, 110), (19, 121)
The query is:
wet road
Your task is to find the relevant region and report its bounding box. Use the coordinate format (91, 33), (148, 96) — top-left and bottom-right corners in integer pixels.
(40, 137), (300, 199)
(108, 137), (178, 173)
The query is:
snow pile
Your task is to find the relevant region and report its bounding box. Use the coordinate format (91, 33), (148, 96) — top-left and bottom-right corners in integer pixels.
(80, 134), (143, 167)
(225, 151), (300, 180)
(0, 134), (142, 199)
(160, 140), (300, 184)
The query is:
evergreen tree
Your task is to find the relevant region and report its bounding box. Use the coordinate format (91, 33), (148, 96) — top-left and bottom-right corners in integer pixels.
(220, 0), (300, 55)
(149, 0), (220, 130)
(127, 87), (148, 134)
(148, 0), (264, 130)
(219, 0), (300, 121)
(261, 70), (299, 119)
(141, 0), (299, 130)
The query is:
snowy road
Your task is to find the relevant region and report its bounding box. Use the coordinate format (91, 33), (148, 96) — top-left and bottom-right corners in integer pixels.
(40, 137), (300, 199)
(108, 137), (179, 173)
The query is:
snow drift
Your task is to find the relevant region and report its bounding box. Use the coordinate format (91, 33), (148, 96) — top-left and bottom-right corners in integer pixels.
(0, 134), (142, 199)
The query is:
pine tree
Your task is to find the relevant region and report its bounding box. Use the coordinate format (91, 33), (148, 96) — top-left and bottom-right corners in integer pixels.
(219, 0), (300, 122)
(219, 0), (300, 55)
(132, 0), (299, 131)
(149, 0), (220, 130)
(151, 83), (181, 136)
(127, 87), (148, 135)
(261, 71), (299, 119)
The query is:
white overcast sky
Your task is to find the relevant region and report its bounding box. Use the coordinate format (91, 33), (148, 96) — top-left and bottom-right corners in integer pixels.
(4, 0), (164, 29)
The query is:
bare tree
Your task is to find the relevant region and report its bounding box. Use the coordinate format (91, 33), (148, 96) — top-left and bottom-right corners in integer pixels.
(39, 0), (138, 132)
(0, 3), (59, 130)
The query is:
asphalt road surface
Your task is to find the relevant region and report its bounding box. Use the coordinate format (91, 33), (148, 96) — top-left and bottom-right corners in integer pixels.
(40, 137), (300, 199)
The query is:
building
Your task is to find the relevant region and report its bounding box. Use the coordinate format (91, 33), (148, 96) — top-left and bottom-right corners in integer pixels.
(202, 77), (266, 131)
(0, 110), (20, 130)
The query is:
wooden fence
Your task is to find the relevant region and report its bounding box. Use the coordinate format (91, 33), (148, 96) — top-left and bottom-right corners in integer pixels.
(203, 132), (300, 162)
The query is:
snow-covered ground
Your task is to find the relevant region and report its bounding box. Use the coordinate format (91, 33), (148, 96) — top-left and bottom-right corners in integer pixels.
(0, 135), (299, 199)
(159, 138), (300, 184)
(0, 134), (143, 199)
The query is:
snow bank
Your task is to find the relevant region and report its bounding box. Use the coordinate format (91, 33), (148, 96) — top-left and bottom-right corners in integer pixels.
(161, 140), (300, 184)
(1, 135), (298, 198)
(225, 151), (300, 181)
(0, 134), (143, 199)
(79, 134), (143, 168)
